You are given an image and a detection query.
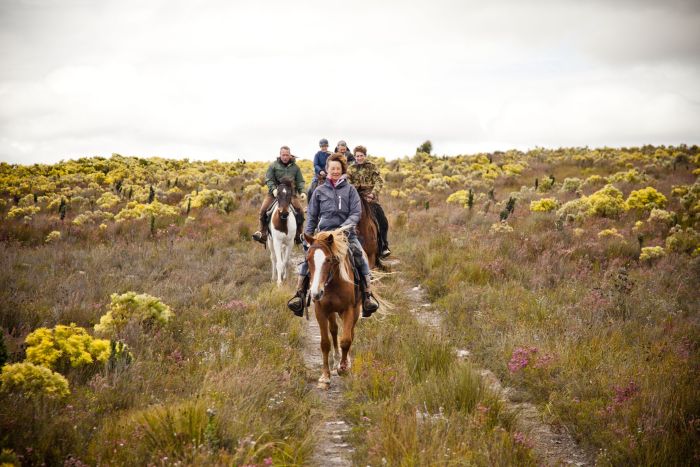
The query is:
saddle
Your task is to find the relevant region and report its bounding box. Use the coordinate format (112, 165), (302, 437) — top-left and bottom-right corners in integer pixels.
(264, 201), (297, 223)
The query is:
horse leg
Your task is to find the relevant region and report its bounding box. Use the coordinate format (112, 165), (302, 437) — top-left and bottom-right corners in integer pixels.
(328, 313), (340, 372)
(268, 237), (277, 282)
(315, 308), (332, 388)
(337, 307), (358, 375)
(273, 233), (285, 285)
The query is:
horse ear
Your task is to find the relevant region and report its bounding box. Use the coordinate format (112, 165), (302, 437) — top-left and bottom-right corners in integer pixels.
(326, 234), (334, 245)
(304, 233), (315, 245)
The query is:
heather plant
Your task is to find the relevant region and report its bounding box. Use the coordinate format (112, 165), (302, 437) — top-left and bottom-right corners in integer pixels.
(0, 362), (70, 399)
(587, 184), (626, 218)
(25, 323), (110, 372)
(5, 205), (40, 219)
(597, 228), (624, 239)
(559, 177), (582, 193)
(181, 188), (237, 214)
(96, 191), (121, 209)
(94, 292), (174, 337)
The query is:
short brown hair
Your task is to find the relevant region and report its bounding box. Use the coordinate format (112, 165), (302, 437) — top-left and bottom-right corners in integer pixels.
(326, 153), (348, 174)
(353, 145), (367, 155)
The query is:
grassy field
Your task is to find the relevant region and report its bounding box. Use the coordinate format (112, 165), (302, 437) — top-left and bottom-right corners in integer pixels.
(1, 145), (698, 465)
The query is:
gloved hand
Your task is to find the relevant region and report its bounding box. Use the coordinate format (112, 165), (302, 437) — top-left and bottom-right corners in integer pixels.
(273, 188), (278, 197)
(299, 192), (307, 201)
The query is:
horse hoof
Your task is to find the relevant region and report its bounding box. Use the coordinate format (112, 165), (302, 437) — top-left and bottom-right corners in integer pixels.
(337, 364), (349, 376)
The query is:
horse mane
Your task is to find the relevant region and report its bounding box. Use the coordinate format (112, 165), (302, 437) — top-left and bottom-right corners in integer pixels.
(315, 227), (353, 283)
(279, 176), (293, 188)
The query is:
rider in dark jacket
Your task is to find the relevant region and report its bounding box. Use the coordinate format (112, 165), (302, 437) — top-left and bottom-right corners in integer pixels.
(252, 146), (305, 244)
(288, 153), (379, 317)
(307, 138), (331, 198)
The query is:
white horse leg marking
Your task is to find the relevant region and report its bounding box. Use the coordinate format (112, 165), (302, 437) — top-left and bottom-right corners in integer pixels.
(273, 229), (286, 285)
(309, 249), (326, 297)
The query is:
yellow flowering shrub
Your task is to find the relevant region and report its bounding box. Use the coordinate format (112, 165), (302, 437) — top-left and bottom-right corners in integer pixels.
(181, 189), (237, 213)
(446, 190), (469, 206)
(559, 177), (582, 193)
(665, 226), (700, 255)
(0, 362), (70, 399)
(489, 221), (514, 234)
(625, 187), (667, 211)
(45, 231), (61, 243)
(390, 189), (407, 198)
(581, 174), (606, 188)
(114, 200), (178, 222)
(607, 169), (645, 184)
(530, 198), (559, 212)
(597, 228), (624, 239)
(587, 184), (626, 218)
(25, 323), (110, 371)
(72, 210), (114, 226)
(17, 194), (35, 207)
(573, 228), (585, 237)
(6, 206), (40, 219)
(95, 292), (174, 337)
(639, 246), (666, 262)
(96, 192), (121, 209)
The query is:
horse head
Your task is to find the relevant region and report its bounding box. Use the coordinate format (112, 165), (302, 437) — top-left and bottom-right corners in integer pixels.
(304, 228), (352, 302)
(276, 177), (294, 220)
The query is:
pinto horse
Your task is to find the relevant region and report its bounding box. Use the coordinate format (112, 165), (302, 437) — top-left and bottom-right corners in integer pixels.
(268, 177), (297, 285)
(355, 186), (381, 269)
(304, 227), (361, 388)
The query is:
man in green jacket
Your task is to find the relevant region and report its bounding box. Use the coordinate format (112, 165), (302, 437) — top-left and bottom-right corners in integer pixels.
(252, 146), (306, 244)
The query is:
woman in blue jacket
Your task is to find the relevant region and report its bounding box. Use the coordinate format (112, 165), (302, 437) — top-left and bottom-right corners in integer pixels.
(288, 153), (379, 317)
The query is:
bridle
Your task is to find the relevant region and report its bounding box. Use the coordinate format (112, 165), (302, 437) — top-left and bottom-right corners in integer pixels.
(308, 244), (340, 290)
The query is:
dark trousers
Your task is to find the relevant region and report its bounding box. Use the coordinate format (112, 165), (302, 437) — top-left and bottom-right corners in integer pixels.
(371, 202), (389, 249)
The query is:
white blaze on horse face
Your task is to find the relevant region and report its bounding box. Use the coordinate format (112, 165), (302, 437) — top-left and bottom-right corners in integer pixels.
(310, 249), (327, 296)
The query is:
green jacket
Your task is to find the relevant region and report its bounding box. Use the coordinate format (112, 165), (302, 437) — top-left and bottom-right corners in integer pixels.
(348, 161), (383, 195)
(265, 157), (305, 195)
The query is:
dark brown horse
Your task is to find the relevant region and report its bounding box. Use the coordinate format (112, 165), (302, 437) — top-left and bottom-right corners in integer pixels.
(355, 186), (381, 269)
(303, 227), (361, 388)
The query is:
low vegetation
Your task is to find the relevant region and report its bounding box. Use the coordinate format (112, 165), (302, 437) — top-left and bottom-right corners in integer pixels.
(1, 144), (698, 464)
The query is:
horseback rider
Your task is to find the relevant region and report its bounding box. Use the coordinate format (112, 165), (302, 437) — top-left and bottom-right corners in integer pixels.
(307, 138), (332, 198)
(348, 145), (391, 258)
(334, 140), (355, 164)
(288, 153), (379, 318)
(252, 146), (306, 244)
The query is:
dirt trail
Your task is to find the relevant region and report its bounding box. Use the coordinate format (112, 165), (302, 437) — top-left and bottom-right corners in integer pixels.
(291, 252), (354, 466)
(304, 313), (354, 466)
(406, 283), (596, 466)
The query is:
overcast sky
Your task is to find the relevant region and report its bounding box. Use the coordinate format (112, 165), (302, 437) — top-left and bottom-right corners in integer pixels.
(1, 0), (699, 164)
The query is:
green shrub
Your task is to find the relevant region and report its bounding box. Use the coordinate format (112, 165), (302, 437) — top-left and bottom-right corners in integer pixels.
(639, 246), (666, 262)
(665, 226), (700, 255)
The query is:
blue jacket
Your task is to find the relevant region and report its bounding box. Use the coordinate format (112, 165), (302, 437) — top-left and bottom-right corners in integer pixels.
(313, 150), (331, 180)
(306, 175), (361, 235)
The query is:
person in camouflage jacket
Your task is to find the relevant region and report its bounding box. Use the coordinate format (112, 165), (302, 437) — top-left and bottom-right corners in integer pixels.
(347, 145), (390, 257)
(252, 146), (306, 244)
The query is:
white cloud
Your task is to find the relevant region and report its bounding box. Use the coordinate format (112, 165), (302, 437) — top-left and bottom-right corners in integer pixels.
(0, 0), (698, 164)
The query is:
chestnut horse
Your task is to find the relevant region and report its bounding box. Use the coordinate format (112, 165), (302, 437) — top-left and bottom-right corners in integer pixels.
(355, 186), (381, 269)
(268, 178), (297, 285)
(304, 227), (361, 388)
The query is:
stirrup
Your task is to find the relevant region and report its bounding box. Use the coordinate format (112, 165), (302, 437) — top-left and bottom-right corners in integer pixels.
(362, 293), (379, 318)
(252, 231), (267, 244)
(287, 290), (305, 317)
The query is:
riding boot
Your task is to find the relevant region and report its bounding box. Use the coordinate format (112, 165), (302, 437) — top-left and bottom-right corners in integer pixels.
(252, 213), (268, 244)
(361, 274), (379, 317)
(294, 212), (304, 245)
(287, 275), (308, 317)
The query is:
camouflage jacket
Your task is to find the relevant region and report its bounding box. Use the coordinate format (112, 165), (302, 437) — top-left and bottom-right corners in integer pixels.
(348, 161), (383, 196)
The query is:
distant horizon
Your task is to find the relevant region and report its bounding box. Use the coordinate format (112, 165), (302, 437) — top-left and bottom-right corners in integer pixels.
(2, 140), (699, 167)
